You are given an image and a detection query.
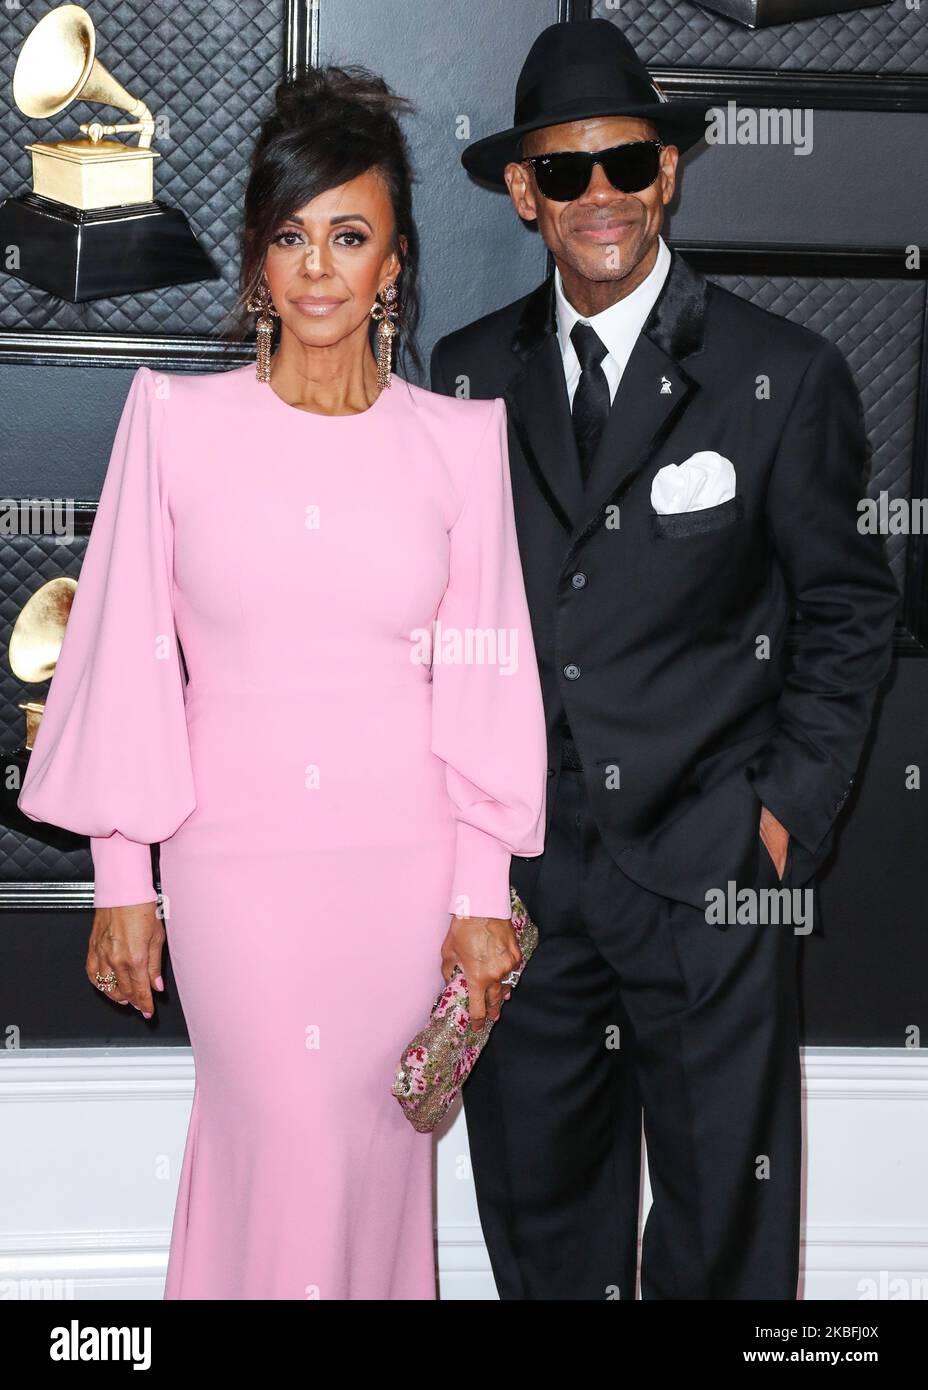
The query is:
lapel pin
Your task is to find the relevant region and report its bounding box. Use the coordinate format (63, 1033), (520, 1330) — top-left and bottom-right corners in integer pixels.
(660, 376), (672, 395)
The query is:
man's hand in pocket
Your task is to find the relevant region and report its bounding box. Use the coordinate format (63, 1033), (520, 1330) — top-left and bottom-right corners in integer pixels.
(759, 805), (790, 881)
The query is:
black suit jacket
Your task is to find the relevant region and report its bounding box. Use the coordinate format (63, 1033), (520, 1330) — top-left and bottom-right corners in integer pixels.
(430, 246), (899, 910)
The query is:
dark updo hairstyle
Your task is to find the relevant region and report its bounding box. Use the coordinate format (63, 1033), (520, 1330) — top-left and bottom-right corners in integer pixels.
(225, 65), (422, 380)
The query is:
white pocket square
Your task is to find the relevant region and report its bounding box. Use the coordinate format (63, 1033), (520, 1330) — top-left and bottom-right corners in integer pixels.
(650, 451), (737, 515)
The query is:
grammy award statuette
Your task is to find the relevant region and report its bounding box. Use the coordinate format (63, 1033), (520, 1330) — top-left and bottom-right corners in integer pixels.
(0, 3), (217, 301)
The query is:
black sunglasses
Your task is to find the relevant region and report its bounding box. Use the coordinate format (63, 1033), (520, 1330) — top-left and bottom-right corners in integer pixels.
(521, 139), (664, 202)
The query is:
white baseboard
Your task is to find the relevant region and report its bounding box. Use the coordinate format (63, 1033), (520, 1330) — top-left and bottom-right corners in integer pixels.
(1, 1046), (925, 1301)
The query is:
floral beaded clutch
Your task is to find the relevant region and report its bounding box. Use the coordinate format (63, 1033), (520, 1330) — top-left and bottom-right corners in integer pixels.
(392, 885), (539, 1134)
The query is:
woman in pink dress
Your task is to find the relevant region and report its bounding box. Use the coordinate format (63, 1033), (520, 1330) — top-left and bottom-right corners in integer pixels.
(17, 68), (547, 1300)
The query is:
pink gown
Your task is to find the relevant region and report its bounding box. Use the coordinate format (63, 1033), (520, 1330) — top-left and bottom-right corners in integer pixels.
(17, 363), (547, 1300)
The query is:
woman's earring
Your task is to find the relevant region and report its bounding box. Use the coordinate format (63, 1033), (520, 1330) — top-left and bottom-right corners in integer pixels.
(370, 282), (400, 390)
(245, 281), (280, 383)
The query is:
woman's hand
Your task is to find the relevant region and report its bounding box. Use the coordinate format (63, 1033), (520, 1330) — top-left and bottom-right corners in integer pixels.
(87, 902), (165, 1019)
(440, 914), (522, 1031)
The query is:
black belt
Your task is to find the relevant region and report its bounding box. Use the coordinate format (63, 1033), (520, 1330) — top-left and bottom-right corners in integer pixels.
(560, 736), (584, 771)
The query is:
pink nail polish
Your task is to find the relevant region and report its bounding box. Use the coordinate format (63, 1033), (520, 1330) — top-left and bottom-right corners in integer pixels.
(154, 976), (164, 991)
(142, 1011), (153, 1020)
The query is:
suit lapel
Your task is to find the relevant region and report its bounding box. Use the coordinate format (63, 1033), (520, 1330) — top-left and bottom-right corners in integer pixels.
(502, 277), (583, 535)
(503, 247), (710, 547)
(579, 338), (694, 534)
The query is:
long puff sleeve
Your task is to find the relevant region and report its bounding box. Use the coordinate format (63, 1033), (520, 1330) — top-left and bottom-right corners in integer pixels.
(430, 398), (547, 920)
(17, 366), (196, 907)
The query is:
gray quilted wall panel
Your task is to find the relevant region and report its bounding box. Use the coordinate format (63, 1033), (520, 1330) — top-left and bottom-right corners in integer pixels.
(591, 0), (927, 73)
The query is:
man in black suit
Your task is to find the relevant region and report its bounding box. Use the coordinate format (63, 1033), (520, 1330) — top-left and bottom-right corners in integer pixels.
(430, 20), (899, 1300)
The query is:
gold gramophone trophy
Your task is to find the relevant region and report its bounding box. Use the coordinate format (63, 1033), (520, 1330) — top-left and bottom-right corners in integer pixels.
(8, 577), (77, 752)
(0, 3), (217, 300)
(2, 576), (91, 849)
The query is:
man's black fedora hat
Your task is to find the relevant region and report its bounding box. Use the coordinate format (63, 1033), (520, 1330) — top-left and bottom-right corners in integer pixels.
(461, 19), (708, 187)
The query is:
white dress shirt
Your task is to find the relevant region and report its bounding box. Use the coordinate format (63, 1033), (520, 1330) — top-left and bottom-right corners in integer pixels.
(555, 233), (672, 409)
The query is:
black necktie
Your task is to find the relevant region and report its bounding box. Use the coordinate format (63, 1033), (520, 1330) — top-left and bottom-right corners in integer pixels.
(569, 321), (611, 488)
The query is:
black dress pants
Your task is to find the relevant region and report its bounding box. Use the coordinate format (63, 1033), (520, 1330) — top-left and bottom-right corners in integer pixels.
(462, 765), (803, 1300)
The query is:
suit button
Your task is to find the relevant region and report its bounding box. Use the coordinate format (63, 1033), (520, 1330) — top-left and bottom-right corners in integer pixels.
(563, 663), (581, 680)
(570, 572), (587, 589)
(547, 767), (555, 778)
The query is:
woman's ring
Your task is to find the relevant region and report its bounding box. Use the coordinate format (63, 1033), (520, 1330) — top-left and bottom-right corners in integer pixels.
(95, 971), (118, 993)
